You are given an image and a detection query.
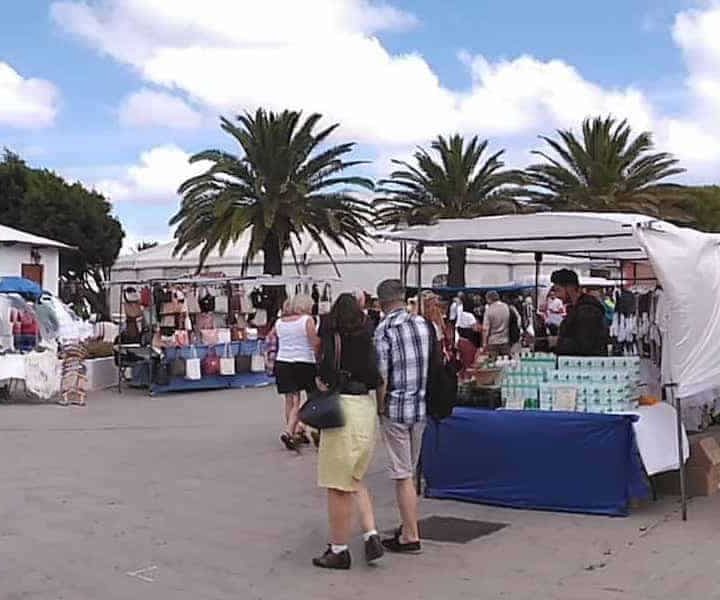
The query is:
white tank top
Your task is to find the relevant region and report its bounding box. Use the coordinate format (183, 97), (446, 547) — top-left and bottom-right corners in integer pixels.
(276, 315), (316, 363)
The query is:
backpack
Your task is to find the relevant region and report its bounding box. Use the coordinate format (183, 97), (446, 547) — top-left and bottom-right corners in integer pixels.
(508, 306), (520, 345)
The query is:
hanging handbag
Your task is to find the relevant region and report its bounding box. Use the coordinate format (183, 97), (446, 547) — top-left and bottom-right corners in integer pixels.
(215, 293), (229, 314)
(239, 287), (252, 314)
(319, 284), (332, 315)
(185, 291), (201, 314)
(202, 348), (221, 376)
(250, 352), (266, 373)
(124, 302), (144, 319)
(124, 287), (141, 304)
(201, 329), (219, 346)
(220, 344), (235, 376)
(217, 328), (232, 344)
(199, 292), (216, 313)
(170, 355), (186, 377)
(140, 286), (152, 307)
(235, 353), (252, 374)
(174, 330), (189, 347)
(154, 360), (170, 386)
(196, 312), (215, 331)
(185, 347), (202, 380)
(298, 333), (346, 430)
(253, 308), (268, 327)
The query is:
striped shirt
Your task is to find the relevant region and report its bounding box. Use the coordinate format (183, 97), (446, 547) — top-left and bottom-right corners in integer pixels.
(374, 308), (432, 424)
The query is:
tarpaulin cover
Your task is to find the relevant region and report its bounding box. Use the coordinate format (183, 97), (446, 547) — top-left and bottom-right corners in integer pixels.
(422, 408), (649, 516)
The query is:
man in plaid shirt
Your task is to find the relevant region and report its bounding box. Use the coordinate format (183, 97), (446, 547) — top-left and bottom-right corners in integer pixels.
(374, 279), (431, 555)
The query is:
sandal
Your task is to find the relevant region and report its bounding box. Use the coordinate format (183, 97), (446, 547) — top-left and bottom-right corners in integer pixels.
(280, 432), (299, 453)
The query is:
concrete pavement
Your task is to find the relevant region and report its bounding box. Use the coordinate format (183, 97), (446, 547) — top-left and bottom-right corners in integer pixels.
(0, 387), (718, 600)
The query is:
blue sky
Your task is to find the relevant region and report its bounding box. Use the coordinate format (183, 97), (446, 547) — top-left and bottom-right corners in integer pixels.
(1, 1), (719, 249)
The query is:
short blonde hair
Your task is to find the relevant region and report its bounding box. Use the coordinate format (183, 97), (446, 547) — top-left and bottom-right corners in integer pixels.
(282, 299), (294, 315)
(291, 293), (314, 315)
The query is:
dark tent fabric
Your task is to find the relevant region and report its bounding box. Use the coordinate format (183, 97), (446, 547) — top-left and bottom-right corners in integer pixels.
(0, 277), (42, 298)
(422, 408), (649, 516)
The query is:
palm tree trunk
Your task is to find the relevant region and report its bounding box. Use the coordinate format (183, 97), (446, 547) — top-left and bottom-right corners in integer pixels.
(262, 230), (284, 326)
(446, 245), (467, 288)
(262, 231), (283, 275)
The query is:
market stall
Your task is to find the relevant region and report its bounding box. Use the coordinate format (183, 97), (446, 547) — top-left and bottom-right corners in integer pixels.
(383, 213), (720, 518)
(114, 274), (335, 395)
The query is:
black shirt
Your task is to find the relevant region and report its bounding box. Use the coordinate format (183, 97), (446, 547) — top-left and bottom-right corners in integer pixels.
(318, 329), (379, 391)
(556, 293), (609, 356)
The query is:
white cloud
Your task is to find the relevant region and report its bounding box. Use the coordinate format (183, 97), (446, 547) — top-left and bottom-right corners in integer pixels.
(93, 145), (208, 204)
(119, 88), (204, 129)
(51, 0), (720, 182)
(51, 0), (650, 148)
(0, 62), (59, 128)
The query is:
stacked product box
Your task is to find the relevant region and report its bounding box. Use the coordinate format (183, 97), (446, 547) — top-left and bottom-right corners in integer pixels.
(544, 356), (641, 413)
(501, 355), (641, 413)
(500, 353), (556, 410)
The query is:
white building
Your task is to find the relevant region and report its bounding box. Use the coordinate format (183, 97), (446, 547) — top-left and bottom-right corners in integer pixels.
(0, 225), (70, 295)
(110, 230), (588, 312)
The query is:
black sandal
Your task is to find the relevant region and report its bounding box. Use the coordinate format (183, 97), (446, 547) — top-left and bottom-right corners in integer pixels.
(280, 432), (299, 452)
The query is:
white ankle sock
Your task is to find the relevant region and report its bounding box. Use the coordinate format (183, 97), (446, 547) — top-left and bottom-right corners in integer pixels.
(362, 530), (378, 542)
(331, 544), (348, 554)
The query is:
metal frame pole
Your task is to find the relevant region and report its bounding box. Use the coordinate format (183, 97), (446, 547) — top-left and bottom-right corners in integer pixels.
(417, 243), (424, 315)
(666, 382), (687, 520)
(533, 252), (542, 309)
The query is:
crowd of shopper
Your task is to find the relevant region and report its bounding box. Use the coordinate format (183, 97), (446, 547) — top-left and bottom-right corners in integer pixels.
(268, 269), (612, 570)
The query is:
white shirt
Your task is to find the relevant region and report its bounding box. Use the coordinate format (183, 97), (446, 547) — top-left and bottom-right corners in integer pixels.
(545, 297), (565, 327)
(276, 315), (316, 363)
(456, 310), (477, 329)
(449, 300), (461, 321)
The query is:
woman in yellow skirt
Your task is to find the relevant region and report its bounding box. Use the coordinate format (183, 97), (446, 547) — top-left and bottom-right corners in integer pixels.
(312, 293), (383, 570)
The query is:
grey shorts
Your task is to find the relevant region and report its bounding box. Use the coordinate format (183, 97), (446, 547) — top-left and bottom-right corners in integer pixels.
(380, 417), (426, 480)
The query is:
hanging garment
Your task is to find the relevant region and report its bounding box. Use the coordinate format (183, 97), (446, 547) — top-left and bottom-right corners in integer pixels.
(25, 350), (61, 400)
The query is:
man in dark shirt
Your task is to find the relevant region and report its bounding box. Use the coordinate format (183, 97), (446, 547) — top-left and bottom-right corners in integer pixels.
(551, 269), (609, 356)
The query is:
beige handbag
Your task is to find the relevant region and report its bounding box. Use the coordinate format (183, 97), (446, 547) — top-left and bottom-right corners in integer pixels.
(185, 347), (202, 380)
(220, 344), (235, 376)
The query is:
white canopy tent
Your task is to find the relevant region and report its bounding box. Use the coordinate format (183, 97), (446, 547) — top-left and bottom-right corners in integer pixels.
(382, 212), (720, 520)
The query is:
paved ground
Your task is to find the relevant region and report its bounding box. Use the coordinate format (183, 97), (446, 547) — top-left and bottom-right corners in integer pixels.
(1, 387), (719, 600)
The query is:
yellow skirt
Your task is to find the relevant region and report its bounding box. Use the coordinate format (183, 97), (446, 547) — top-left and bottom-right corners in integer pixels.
(318, 394), (377, 492)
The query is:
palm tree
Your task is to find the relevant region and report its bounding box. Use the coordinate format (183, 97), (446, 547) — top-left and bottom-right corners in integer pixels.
(170, 109), (374, 277)
(375, 134), (526, 287)
(526, 116), (689, 218)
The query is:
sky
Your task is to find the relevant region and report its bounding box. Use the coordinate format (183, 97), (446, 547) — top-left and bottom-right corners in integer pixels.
(1, 0), (720, 251)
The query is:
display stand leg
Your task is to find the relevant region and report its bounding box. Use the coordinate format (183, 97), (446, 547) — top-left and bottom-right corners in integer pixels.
(416, 243), (424, 496)
(667, 382), (687, 520)
(118, 284), (124, 394)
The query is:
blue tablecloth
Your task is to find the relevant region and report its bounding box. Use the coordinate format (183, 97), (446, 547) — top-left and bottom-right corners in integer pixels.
(422, 408), (649, 516)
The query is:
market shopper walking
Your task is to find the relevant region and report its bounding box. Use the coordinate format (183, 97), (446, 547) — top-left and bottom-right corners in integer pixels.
(374, 279), (431, 555)
(312, 294), (384, 570)
(482, 290), (512, 358)
(273, 294), (320, 451)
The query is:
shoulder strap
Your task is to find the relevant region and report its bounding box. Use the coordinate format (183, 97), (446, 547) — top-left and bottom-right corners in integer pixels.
(333, 332), (342, 371)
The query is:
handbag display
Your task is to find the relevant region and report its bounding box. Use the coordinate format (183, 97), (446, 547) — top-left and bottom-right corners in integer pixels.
(245, 327), (258, 341)
(140, 286), (152, 307)
(185, 347), (202, 380)
(124, 287), (141, 304)
(202, 348), (221, 376)
(217, 328), (232, 344)
(160, 314), (176, 328)
(319, 284), (332, 315)
(199, 292), (216, 313)
(185, 292), (201, 314)
(220, 344), (235, 376)
(298, 333), (345, 430)
(250, 352), (266, 373)
(201, 329), (219, 346)
(174, 330), (189, 347)
(235, 354), (252, 374)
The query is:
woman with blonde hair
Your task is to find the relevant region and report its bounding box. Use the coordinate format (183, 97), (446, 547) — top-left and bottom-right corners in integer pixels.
(273, 293), (320, 451)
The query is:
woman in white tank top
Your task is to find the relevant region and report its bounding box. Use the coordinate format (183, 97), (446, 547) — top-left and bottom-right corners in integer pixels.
(273, 294), (319, 451)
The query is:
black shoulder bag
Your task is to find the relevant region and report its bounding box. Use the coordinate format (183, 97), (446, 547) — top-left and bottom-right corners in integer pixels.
(298, 333), (346, 430)
(426, 320), (457, 421)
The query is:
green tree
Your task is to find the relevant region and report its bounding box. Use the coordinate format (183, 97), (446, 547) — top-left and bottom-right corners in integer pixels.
(526, 116), (689, 219)
(375, 134), (525, 287)
(0, 150), (124, 317)
(171, 109), (374, 277)
(682, 186), (720, 232)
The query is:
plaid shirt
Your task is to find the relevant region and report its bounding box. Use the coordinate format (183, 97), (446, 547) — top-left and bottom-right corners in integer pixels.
(374, 308), (432, 424)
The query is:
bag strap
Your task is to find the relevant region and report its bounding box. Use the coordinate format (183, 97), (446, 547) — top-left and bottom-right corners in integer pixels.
(333, 332), (342, 372)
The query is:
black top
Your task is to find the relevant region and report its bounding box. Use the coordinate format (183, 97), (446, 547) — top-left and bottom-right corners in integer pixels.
(556, 294), (609, 356)
(318, 329), (379, 391)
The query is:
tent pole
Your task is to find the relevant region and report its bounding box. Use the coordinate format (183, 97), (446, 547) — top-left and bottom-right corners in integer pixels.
(416, 242), (424, 497)
(667, 382), (687, 521)
(533, 251), (542, 311)
(417, 243), (424, 315)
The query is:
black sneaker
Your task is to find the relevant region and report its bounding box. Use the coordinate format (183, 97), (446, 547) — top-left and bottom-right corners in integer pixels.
(381, 527), (422, 554)
(312, 546), (351, 570)
(364, 534), (384, 564)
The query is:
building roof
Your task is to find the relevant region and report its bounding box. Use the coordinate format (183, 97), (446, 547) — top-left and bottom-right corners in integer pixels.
(0, 224), (72, 250)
